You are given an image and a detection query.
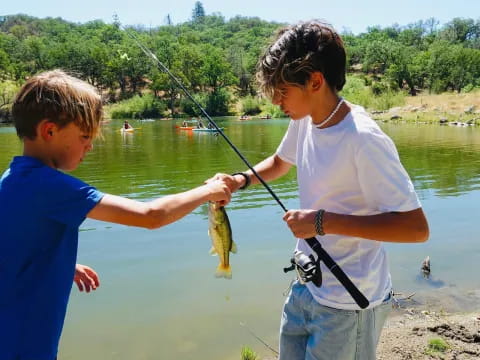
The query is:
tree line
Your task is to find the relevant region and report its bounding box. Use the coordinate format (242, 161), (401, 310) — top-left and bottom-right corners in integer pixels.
(0, 5), (479, 118)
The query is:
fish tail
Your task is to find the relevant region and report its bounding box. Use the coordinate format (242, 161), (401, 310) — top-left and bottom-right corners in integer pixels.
(215, 264), (232, 279)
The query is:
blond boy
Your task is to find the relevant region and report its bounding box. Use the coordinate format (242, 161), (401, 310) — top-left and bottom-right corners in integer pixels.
(0, 70), (230, 360)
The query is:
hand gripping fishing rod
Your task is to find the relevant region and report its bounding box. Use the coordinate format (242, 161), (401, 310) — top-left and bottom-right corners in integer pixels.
(122, 26), (369, 309)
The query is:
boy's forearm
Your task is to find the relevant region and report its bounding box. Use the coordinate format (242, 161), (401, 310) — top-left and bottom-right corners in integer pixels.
(88, 185), (213, 229)
(324, 208), (429, 243)
(236, 154), (291, 189)
(146, 185), (212, 228)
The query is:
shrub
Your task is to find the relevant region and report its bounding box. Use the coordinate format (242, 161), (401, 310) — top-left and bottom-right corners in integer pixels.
(462, 84), (478, 93)
(206, 88), (232, 116)
(241, 346), (259, 360)
(108, 94), (166, 119)
(179, 93), (207, 116)
(425, 337), (449, 356)
(240, 95), (262, 115)
(341, 76), (406, 111)
(261, 102), (285, 118)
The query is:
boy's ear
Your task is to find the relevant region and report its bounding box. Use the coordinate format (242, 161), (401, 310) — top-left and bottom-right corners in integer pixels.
(309, 72), (325, 91)
(39, 120), (57, 141)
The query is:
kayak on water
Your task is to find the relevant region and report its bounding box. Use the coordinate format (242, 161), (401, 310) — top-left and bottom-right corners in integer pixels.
(192, 127), (224, 132)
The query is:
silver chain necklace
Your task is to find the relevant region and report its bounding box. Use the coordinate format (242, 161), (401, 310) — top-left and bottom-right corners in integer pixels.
(316, 97), (344, 129)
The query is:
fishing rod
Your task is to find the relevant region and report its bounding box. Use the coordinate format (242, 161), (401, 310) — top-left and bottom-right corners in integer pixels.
(120, 22), (369, 309)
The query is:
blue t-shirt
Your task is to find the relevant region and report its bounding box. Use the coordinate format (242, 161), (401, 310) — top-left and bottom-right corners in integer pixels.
(0, 156), (104, 359)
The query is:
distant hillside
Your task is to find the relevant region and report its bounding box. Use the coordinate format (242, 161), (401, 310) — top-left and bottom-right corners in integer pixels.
(1, 10), (479, 118)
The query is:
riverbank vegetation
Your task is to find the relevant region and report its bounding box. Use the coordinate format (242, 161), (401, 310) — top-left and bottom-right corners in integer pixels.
(1, 2), (480, 121)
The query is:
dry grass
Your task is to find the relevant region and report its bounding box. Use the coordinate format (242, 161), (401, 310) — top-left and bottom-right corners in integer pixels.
(406, 91), (480, 113)
(372, 90), (480, 124)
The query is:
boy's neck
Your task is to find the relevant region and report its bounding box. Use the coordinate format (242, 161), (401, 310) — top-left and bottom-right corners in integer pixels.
(311, 92), (350, 129)
(23, 140), (55, 168)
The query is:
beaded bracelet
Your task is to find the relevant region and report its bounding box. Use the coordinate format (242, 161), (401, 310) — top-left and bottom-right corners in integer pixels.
(315, 209), (325, 236)
(231, 172), (251, 190)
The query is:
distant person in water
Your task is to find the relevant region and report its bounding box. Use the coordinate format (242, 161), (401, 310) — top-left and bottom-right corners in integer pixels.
(0, 69), (231, 360)
(124, 120), (133, 129)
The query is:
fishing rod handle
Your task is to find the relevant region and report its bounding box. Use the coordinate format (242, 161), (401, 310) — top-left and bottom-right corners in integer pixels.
(305, 237), (370, 309)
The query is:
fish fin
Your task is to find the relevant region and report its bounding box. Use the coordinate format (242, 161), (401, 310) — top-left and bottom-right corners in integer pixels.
(231, 241), (238, 254)
(209, 247), (217, 256)
(215, 264), (232, 279)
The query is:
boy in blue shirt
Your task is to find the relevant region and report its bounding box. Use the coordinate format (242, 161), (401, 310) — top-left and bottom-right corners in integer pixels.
(0, 69), (231, 360)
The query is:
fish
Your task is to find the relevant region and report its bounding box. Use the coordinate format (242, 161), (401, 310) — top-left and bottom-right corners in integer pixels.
(208, 201), (237, 279)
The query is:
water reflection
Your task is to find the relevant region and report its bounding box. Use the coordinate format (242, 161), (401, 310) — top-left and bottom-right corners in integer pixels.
(382, 123), (480, 197)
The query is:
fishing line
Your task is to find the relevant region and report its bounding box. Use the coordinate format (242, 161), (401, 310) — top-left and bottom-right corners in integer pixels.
(240, 322), (279, 355)
(119, 20), (369, 309)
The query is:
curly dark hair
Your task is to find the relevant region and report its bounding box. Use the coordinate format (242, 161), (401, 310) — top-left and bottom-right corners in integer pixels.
(256, 21), (346, 98)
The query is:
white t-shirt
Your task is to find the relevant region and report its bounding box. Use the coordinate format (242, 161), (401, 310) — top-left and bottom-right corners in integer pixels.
(276, 104), (421, 310)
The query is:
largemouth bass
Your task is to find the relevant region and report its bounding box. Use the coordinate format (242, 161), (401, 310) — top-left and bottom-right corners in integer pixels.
(208, 202), (237, 279)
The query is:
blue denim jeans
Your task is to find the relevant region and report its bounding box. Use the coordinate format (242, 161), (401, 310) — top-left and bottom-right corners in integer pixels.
(279, 282), (391, 360)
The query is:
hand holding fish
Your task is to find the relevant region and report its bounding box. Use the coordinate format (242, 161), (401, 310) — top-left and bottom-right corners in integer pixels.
(203, 179), (232, 206)
(283, 209), (318, 238)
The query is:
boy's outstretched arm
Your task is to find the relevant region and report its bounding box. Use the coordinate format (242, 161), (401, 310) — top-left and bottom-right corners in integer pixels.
(74, 264), (100, 293)
(87, 180), (231, 229)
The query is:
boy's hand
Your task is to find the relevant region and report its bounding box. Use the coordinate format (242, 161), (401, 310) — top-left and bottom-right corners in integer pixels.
(206, 173), (242, 192)
(283, 209), (317, 238)
(74, 264), (100, 293)
(204, 179), (232, 206)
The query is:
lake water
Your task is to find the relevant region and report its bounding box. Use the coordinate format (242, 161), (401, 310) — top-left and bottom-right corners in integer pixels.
(1, 118), (479, 360)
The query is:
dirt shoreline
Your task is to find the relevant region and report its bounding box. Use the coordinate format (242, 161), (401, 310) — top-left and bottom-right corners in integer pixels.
(378, 308), (480, 359)
(375, 286), (480, 359)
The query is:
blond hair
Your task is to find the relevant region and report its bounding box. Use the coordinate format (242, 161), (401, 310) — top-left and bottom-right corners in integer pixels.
(12, 69), (103, 139)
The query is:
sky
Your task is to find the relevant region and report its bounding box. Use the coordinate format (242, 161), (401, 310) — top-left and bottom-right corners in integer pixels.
(2, 0), (480, 34)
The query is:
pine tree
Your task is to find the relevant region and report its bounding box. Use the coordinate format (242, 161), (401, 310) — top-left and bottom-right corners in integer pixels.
(192, 1), (205, 23)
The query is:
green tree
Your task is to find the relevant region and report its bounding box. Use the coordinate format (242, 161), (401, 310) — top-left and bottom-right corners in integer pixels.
(200, 44), (237, 91)
(440, 18), (477, 43)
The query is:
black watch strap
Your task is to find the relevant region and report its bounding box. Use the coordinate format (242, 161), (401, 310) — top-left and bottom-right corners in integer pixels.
(232, 172), (251, 190)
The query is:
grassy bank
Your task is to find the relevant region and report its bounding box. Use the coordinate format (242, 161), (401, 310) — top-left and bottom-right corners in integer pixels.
(4, 82), (476, 124)
(371, 90), (480, 124)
